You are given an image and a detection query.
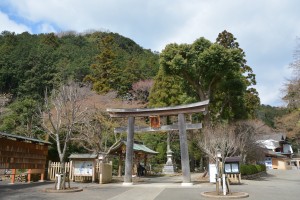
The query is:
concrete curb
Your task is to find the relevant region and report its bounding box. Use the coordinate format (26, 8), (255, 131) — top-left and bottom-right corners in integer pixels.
(201, 191), (249, 199)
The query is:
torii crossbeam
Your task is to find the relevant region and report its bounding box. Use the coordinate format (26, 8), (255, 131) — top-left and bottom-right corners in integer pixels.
(107, 100), (209, 186)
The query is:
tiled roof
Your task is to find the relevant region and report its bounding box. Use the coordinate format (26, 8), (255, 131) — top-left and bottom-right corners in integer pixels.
(265, 150), (289, 158)
(107, 140), (158, 155)
(0, 131), (51, 145)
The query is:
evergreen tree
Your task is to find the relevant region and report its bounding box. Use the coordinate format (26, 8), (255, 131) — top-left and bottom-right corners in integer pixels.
(84, 35), (118, 93)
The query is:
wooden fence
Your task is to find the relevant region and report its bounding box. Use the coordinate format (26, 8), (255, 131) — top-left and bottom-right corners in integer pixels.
(47, 161), (107, 182)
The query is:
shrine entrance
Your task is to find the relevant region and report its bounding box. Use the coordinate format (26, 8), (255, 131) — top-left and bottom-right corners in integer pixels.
(107, 100), (209, 186)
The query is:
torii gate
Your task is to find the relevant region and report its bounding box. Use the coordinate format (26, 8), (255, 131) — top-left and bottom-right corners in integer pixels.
(107, 100), (209, 186)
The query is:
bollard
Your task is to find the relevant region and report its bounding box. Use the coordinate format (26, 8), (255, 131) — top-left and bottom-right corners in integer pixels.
(55, 174), (62, 190)
(222, 174), (226, 195)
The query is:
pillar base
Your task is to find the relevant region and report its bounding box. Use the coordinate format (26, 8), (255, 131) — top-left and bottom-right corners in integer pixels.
(123, 182), (133, 186)
(181, 182), (193, 186)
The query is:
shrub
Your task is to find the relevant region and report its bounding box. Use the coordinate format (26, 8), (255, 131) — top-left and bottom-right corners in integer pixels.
(255, 164), (262, 172)
(240, 164), (251, 175)
(241, 164), (263, 175)
(259, 164), (266, 172)
(249, 165), (258, 174)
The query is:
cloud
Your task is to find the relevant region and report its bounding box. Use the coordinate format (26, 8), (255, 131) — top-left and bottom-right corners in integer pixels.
(0, 11), (30, 33)
(255, 64), (293, 106)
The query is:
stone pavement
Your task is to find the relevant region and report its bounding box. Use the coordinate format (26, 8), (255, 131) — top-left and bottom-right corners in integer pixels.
(0, 170), (300, 200)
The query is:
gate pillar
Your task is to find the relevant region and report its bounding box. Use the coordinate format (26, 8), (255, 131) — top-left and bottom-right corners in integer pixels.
(178, 113), (192, 186)
(123, 116), (135, 185)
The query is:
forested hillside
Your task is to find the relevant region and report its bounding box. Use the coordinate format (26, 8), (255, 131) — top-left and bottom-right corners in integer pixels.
(0, 31), (159, 100)
(0, 30), (159, 137)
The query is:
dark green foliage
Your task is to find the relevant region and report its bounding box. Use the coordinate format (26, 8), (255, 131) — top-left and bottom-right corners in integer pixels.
(84, 32), (159, 96)
(0, 30), (159, 136)
(0, 30), (159, 99)
(259, 164), (266, 172)
(255, 164), (262, 172)
(137, 133), (167, 165)
(256, 104), (288, 128)
(0, 98), (41, 137)
(160, 30), (260, 121)
(240, 164), (265, 175)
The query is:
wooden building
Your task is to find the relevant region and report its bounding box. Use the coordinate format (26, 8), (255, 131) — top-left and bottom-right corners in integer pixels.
(107, 140), (158, 177)
(0, 132), (50, 183)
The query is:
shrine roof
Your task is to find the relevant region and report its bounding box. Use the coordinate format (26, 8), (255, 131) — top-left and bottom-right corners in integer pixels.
(0, 131), (51, 145)
(107, 100), (209, 117)
(107, 140), (158, 155)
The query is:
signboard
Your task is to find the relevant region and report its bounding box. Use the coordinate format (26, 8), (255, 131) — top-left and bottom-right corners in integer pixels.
(150, 116), (160, 128)
(209, 164), (217, 183)
(224, 163), (240, 174)
(74, 161), (93, 176)
(265, 157), (272, 169)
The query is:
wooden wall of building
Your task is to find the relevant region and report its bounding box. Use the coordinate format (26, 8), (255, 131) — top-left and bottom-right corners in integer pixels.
(0, 138), (48, 169)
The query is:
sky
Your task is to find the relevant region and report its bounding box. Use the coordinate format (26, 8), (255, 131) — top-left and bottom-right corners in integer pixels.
(0, 0), (299, 107)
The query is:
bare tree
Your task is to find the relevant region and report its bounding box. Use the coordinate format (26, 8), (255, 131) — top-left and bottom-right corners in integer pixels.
(283, 78), (300, 109)
(130, 79), (154, 103)
(283, 37), (300, 109)
(72, 109), (117, 153)
(40, 81), (91, 190)
(197, 123), (240, 166)
(233, 120), (267, 164)
(196, 120), (266, 167)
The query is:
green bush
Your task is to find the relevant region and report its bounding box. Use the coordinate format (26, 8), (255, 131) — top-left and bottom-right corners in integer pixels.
(249, 165), (258, 174)
(255, 164), (262, 172)
(241, 164), (264, 175)
(259, 164), (266, 172)
(240, 165), (246, 175)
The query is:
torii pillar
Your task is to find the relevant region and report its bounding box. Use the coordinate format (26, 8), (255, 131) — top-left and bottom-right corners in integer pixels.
(107, 100), (209, 186)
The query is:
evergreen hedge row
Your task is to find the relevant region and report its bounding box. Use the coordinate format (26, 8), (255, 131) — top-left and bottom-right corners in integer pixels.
(240, 164), (266, 175)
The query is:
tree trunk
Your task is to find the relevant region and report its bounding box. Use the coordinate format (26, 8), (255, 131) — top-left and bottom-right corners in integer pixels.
(60, 161), (66, 190)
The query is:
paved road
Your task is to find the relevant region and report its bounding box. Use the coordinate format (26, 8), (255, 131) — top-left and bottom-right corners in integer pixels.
(0, 170), (299, 200)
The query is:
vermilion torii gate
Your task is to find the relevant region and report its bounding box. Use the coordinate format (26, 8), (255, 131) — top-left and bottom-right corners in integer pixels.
(107, 100), (209, 186)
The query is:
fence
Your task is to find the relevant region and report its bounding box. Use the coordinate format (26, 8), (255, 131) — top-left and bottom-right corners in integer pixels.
(47, 161), (112, 183)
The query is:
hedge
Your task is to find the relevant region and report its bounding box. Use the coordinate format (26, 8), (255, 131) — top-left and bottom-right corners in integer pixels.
(240, 164), (266, 175)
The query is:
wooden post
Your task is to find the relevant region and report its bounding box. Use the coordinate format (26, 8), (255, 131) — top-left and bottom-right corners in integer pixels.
(27, 169), (31, 183)
(124, 116), (135, 185)
(40, 171), (44, 182)
(118, 153), (122, 177)
(144, 154), (148, 176)
(47, 160), (52, 180)
(92, 159), (96, 182)
(178, 113), (192, 185)
(11, 169), (16, 184)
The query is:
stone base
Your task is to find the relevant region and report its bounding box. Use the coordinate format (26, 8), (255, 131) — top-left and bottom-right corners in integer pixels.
(44, 187), (83, 193)
(181, 182), (193, 186)
(162, 165), (175, 174)
(201, 191), (249, 199)
(123, 182), (133, 186)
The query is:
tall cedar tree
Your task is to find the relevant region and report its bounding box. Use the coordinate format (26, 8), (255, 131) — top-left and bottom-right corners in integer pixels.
(84, 35), (118, 93)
